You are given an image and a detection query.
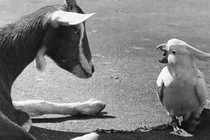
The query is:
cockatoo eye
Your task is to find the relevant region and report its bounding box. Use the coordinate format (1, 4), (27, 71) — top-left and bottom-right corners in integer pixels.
(172, 50), (176, 54)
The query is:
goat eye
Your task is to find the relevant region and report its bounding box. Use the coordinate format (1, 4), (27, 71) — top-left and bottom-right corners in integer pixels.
(72, 27), (79, 34)
(172, 50), (176, 54)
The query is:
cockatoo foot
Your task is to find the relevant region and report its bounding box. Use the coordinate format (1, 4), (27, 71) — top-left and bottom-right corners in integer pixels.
(187, 117), (200, 132)
(170, 118), (193, 137)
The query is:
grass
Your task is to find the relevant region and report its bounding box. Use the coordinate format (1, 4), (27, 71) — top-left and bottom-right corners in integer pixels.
(3, 0), (210, 139)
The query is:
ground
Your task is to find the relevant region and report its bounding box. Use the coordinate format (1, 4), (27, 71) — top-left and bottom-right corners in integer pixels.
(1, 0), (210, 139)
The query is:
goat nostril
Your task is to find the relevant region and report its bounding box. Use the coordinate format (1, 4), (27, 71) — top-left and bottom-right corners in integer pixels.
(92, 65), (95, 73)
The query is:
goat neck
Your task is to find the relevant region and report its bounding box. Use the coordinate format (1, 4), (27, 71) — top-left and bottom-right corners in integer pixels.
(0, 6), (61, 85)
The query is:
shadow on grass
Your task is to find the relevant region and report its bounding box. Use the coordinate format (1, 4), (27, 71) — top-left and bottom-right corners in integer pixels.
(30, 109), (210, 140)
(32, 112), (114, 123)
(30, 126), (87, 140)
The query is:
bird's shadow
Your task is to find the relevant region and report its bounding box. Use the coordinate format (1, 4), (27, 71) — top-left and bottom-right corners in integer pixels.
(30, 109), (210, 140)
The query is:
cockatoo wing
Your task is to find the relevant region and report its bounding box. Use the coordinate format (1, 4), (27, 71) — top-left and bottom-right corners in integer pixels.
(195, 69), (208, 109)
(156, 67), (167, 104)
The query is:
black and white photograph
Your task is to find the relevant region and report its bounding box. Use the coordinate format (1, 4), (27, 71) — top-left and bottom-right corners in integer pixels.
(0, 0), (210, 139)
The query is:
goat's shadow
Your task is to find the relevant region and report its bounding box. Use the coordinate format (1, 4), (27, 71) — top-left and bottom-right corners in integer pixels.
(31, 112), (114, 123)
(30, 112), (116, 140)
(30, 109), (210, 140)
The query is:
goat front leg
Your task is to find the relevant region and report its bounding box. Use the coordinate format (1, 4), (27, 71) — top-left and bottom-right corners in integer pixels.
(0, 93), (31, 132)
(0, 111), (35, 140)
(13, 99), (106, 117)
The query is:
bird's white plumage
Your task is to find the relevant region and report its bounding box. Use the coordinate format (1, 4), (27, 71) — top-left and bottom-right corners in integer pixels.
(156, 38), (210, 134)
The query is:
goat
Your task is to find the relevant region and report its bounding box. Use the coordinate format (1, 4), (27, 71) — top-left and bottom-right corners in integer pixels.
(0, 0), (105, 139)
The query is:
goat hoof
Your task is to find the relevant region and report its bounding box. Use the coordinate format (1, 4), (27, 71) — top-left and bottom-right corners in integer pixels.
(16, 110), (31, 132)
(21, 118), (32, 132)
(16, 110), (30, 125)
(71, 132), (99, 140)
(74, 99), (106, 116)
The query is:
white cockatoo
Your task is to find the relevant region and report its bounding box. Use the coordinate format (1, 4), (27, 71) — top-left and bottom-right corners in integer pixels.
(156, 39), (210, 134)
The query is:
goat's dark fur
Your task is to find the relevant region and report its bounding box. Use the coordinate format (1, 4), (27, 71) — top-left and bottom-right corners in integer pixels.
(0, 3), (92, 140)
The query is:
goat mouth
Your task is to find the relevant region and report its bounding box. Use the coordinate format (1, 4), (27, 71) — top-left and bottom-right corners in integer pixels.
(72, 64), (93, 79)
(81, 65), (93, 78)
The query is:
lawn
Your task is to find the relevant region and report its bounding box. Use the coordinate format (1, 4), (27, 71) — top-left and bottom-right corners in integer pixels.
(2, 0), (210, 139)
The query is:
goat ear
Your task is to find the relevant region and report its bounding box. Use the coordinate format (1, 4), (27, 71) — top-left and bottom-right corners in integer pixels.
(36, 47), (47, 71)
(187, 45), (210, 61)
(45, 11), (95, 27)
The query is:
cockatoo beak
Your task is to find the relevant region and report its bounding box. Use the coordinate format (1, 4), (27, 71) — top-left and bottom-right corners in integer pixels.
(156, 43), (168, 63)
